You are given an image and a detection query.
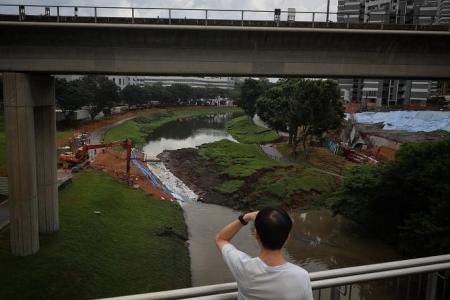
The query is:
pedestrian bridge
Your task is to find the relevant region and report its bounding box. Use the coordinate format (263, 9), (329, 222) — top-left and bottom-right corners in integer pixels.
(100, 254), (450, 299)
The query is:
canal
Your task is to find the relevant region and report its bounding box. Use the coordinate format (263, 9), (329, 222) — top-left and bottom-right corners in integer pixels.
(142, 112), (399, 298)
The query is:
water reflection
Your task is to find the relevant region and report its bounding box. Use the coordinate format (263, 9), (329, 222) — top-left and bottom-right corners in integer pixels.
(143, 113), (238, 157)
(287, 209), (400, 272)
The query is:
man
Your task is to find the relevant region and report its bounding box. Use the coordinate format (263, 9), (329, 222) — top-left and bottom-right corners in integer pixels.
(215, 207), (313, 300)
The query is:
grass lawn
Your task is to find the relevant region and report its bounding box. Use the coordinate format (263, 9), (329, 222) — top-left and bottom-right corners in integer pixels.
(198, 140), (336, 208)
(198, 140), (279, 178)
(0, 115), (6, 176)
(225, 115), (279, 144)
(249, 166), (337, 208)
(277, 143), (356, 175)
(0, 170), (190, 300)
(104, 107), (242, 144)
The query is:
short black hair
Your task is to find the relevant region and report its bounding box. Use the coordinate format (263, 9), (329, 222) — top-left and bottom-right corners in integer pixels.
(254, 207), (292, 250)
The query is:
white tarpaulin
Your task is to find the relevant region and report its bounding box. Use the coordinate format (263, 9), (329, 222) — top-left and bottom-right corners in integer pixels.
(354, 111), (450, 132)
(147, 162), (198, 204)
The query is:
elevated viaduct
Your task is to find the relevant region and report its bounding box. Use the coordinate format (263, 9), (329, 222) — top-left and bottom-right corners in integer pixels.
(1, 18), (450, 255)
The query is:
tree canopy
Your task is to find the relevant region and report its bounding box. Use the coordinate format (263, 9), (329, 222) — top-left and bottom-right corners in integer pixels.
(256, 79), (343, 155)
(331, 140), (450, 257)
(56, 76), (120, 120)
(237, 78), (270, 118)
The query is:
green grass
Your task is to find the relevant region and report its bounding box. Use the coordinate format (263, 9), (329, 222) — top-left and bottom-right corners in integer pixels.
(104, 107), (242, 144)
(214, 179), (245, 194)
(226, 115), (279, 144)
(250, 166), (337, 208)
(198, 140), (279, 178)
(277, 143), (356, 175)
(0, 170), (190, 300)
(0, 115), (6, 175)
(198, 140), (337, 208)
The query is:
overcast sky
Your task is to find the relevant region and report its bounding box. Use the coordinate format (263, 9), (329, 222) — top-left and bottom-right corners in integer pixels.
(0, 1), (338, 21)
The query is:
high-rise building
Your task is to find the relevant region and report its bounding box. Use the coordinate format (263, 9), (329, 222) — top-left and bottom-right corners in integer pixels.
(57, 75), (239, 90)
(337, 0), (449, 106)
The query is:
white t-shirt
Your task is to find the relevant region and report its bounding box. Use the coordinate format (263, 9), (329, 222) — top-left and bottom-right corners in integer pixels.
(221, 244), (313, 300)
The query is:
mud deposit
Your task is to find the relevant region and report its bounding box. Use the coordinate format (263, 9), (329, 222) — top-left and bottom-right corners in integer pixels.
(159, 149), (243, 208)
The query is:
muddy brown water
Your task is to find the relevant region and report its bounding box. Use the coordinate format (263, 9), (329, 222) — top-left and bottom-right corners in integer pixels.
(143, 113), (400, 297)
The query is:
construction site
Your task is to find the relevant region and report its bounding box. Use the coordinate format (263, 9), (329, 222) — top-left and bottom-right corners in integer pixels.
(323, 110), (450, 163)
(57, 125), (200, 207)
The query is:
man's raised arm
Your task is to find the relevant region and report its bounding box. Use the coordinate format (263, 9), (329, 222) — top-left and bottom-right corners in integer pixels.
(215, 211), (258, 250)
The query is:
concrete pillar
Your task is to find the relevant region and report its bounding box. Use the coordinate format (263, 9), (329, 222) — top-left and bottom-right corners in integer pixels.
(33, 75), (58, 234)
(3, 73), (39, 256)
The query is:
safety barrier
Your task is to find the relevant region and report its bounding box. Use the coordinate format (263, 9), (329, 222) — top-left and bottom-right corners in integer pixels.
(99, 254), (450, 299)
(0, 4), (449, 31)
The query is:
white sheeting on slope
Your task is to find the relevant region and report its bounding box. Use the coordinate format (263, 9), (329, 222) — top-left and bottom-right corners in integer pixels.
(354, 111), (450, 132)
(147, 162), (198, 204)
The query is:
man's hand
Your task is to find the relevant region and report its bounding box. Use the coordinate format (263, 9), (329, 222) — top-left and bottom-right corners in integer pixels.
(243, 211), (259, 223)
(215, 211), (258, 250)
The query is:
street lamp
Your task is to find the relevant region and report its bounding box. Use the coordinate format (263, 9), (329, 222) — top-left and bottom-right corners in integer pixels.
(326, 0), (330, 22)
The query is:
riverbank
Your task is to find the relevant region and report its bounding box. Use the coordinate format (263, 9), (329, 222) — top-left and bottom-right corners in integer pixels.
(161, 115), (338, 210)
(104, 107), (242, 144)
(225, 115), (279, 144)
(0, 170), (190, 300)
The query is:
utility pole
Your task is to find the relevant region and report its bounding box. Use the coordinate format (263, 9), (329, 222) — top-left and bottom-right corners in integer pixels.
(326, 0), (331, 22)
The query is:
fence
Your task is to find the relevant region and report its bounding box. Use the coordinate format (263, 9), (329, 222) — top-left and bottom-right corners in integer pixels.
(99, 254), (450, 299)
(0, 4), (449, 31)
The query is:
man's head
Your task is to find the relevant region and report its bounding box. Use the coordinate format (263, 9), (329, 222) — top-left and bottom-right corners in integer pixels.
(254, 207), (292, 250)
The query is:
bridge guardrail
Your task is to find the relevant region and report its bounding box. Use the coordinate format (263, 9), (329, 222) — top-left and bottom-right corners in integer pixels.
(98, 254), (450, 300)
(0, 4), (449, 31)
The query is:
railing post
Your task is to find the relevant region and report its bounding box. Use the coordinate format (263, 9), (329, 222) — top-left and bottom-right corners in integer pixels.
(346, 14), (350, 28)
(425, 272), (438, 300)
(56, 6), (59, 22)
(205, 9), (208, 26)
(131, 8), (134, 24)
(94, 7), (97, 23)
(241, 10), (244, 26)
(312, 12), (315, 27)
(330, 287), (340, 300)
(169, 8), (171, 24)
(19, 5), (25, 21)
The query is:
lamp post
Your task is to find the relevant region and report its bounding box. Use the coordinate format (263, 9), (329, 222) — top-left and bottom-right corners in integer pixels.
(326, 0), (330, 22)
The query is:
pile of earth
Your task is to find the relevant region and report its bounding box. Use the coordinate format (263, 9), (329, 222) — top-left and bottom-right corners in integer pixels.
(159, 149), (245, 209)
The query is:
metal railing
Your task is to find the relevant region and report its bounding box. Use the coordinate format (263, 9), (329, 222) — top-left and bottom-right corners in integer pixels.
(98, 254), (450, 300)
(0, 4), (449, 31)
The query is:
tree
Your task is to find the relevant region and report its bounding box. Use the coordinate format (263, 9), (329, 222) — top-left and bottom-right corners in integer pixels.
(166, 84), (194, 104)
(81, 75), (119, 120)
(256, 86), (290, 133)
(256, 79), (343, 156)
(237, 78), (270, 118)
(331, 140), (450, 257)
(289, 79), (343, 154)
(56, 78), (90, 118)
(121, 84), (145, 106)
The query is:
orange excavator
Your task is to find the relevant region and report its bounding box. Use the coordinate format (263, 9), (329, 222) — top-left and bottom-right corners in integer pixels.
(59, 139), (132, 175)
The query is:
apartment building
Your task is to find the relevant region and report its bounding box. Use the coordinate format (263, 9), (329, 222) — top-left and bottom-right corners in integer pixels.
(337, 0), (449, 106)
(58, 75), (239, 90)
